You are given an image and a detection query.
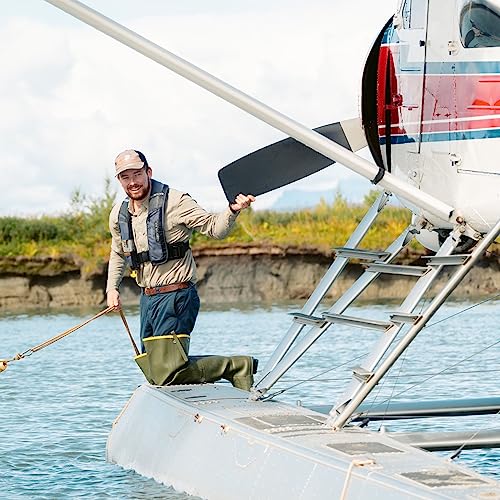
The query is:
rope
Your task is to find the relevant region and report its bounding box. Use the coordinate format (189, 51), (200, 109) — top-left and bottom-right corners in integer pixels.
(119, 309), (140, 355)
(375, 347), (409, 428)
(260, 294), (499, 403)
(0, 305), (139, 372)
(361, 336), (500, 411)
(362, 297), (500, 408)
(449, 409), (500, 460)
(280, 366), (500, 383)
(424, 293), (500, 329)
(261, 352), (369, 402)
(340, 459), (376, 500)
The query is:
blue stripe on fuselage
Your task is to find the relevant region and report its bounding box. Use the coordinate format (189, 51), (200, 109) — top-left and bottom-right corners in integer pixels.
(382, 56), (500, 76)
(380, 128), (500, 145)
(425, 61), (500, 75)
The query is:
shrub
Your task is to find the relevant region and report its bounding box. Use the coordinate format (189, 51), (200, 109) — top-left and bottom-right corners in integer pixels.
(0, 184), (417, 267)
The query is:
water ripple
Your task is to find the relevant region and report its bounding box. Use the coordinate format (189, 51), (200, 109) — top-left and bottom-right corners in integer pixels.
(0, 301), (498, 497)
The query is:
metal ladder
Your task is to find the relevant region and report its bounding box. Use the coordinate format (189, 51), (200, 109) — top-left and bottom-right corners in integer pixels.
(252, 197), (500, 425)
(329, 219), (500, 429)
(252, 191), (423, 395)
(328, 231), (464, 412)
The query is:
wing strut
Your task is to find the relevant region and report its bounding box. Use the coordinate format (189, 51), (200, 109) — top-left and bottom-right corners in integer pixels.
(44, 0), (455, 223)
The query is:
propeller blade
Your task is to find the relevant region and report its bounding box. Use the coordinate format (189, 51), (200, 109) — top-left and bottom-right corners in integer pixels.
(218, 118), (366, 202)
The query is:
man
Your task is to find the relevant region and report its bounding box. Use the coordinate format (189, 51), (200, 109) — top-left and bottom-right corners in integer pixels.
(106, 149), (256, 389)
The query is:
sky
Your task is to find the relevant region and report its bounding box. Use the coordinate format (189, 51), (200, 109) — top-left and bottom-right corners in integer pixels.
(1, 0), (397, 216)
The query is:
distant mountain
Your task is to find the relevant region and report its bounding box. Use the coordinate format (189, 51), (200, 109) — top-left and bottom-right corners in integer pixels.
(270, 177), (375, 211)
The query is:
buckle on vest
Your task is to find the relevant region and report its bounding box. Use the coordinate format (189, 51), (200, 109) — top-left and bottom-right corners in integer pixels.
(167, 241), (189, 259)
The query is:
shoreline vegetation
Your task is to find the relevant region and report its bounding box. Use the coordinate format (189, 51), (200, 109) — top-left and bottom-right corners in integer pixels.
(0, 185), (497, 311)
(1, 184), (430, 277)
(1, 185), (499, 268)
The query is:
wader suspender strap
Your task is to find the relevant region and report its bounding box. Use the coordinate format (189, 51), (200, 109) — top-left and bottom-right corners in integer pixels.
(172, 333), (188, 363)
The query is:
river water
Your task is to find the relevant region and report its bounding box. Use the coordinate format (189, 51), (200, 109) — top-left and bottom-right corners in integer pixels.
(0, 300), (499, 498)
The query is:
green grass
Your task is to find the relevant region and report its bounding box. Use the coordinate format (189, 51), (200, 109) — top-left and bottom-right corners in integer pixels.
(0, 180), (116, 275)
(191, 192), (413, 252)
(0, 188), (422, 275)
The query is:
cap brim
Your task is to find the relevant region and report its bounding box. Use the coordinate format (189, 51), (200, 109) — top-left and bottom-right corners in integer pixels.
(115, 162), (145, 176)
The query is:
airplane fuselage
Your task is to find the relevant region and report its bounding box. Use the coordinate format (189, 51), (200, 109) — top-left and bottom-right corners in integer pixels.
(365, 0), (500, 237)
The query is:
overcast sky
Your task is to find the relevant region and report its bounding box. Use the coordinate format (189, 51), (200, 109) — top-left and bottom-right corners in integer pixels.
(1, 0), (396, 216)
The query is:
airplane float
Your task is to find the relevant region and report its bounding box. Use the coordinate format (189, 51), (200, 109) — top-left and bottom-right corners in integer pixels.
(41, 0), (500, 498)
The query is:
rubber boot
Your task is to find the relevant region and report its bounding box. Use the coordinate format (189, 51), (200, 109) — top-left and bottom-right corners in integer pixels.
(222, 355), (254, 391)
(136, 334), (190, 385)
(168, 355), (254, 391)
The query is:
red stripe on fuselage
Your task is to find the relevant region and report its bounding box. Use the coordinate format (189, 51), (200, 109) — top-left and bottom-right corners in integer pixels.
(421, 74), (500, 134)
(377, 44), (500, 138)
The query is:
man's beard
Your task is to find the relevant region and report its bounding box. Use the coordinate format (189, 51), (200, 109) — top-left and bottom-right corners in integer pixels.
(126, 177), (150, 201)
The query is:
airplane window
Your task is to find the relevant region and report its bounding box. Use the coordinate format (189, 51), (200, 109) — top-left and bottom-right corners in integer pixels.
(460, 0), (500, 47)
(400, 0), (426, 30)
(410, 2), (426, 28)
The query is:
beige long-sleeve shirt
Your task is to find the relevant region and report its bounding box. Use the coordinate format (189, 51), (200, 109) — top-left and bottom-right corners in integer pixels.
(106, 187), (238, 292)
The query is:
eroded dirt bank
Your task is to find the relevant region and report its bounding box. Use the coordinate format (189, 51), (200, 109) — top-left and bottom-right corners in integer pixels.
(0, 245), (498, 312)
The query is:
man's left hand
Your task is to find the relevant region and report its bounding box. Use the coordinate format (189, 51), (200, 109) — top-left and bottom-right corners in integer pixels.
(230, 194), (256, 213)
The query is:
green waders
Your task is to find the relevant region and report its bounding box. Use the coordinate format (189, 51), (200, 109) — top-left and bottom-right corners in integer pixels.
(168, 355), (254, 391)
(134, 333), (254, 391)
(135, 333), (190, 386)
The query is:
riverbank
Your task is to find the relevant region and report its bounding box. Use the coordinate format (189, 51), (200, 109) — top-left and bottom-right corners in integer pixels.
(0, 244), (497, 312)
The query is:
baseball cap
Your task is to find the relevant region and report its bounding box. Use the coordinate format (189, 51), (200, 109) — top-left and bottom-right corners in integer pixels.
(114, 149), (148, 176)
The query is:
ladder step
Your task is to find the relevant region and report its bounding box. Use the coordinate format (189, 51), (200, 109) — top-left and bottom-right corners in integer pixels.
(290, 312), (327, 327)
(322, 313), (391, 332)
(365, 263), (429, 276)
(422, 254), (470, 266)
(389, 313), (421, 324)
(352, 365), (374, 382)
(334, 247), (391, 261)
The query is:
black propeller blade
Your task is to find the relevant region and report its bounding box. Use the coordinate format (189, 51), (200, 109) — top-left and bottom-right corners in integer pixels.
(218, 118), (366, 202)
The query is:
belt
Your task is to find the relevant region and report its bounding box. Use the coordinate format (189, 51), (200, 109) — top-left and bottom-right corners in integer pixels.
(143, 282), (189, 296)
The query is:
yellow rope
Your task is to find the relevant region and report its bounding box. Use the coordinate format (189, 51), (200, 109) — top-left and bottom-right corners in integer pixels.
(0, 306), (115, 373)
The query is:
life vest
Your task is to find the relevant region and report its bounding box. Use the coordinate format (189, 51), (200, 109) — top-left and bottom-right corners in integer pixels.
(118, 179), (190, 270)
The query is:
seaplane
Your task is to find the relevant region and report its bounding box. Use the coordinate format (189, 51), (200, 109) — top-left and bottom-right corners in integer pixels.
(43, 0), (500, 498)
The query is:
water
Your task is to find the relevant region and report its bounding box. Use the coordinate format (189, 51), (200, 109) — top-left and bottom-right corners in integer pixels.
(0, 300), (499, 498)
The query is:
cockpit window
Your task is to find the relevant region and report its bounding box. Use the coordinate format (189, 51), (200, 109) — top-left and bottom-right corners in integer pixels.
(460, 0), (500, 48)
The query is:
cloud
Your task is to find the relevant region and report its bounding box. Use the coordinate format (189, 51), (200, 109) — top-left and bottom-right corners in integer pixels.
(1, 1), (395, 215)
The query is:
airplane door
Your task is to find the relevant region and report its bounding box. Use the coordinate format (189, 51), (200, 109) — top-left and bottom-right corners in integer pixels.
(394, 0), (428, 154)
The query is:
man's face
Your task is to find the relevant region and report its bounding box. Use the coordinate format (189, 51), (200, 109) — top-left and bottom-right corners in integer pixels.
(118, 167), (152, 201)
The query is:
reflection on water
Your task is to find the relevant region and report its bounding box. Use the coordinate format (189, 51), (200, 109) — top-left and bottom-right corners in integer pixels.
(0, 300), (498, 498)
